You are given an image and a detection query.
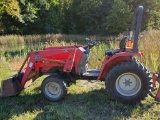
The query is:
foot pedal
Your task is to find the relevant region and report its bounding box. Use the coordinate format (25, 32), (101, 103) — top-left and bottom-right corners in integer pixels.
(83, 69), (100, 77)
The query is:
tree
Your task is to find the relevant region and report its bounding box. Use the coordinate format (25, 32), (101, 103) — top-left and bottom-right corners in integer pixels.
(62, 0), (112, 35)
(0, 1), (5, 34)
(29, 0), (63, 34)
(124, 0), (160, 30)
(106, 0), (132, 34)
(144, 0), (160, 29)
(3, 0), (22, 19)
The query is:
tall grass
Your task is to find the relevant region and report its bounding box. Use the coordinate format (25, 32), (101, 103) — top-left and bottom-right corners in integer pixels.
(0, 35), (24, 45)
(0, 34), (122, 45)
(0, 30), (159, 72)
(139, 30), (160, 71)
(89, 30), (160, 71)
(0, 30), (160, 120)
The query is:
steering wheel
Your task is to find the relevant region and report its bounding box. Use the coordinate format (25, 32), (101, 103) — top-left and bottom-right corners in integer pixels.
(85, 38), (98, 48)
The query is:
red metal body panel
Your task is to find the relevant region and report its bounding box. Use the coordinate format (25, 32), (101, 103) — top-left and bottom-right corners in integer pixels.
(97, 52), (143, 80)
(74, 47), (85, 74)
(63, 49), (76, 72)
(20, 48), (77, 86)
(21, 52), (36, 86)
(20, 46), (85, 87)
(44, 45), (82, 50)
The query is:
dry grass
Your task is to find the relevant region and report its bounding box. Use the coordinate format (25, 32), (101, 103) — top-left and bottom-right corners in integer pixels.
(139, 30), (160, 71)
(0, 35), (24, 45)
(8, 57), (26, 72)
(0, 30), (160, 120)
(0, 34), (121, 45)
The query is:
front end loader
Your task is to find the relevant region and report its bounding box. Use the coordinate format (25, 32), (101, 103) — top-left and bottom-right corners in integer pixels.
(0, 6), (160, 103)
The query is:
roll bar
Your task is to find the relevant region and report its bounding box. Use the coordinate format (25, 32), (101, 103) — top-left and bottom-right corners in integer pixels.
(130, 6), (143, 53)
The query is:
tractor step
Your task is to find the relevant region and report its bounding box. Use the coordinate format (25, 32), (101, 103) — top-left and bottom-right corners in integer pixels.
(82, 69), (100, 80)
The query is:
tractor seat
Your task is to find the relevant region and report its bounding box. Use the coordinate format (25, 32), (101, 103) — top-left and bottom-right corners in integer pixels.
(105, 49), (119, 56)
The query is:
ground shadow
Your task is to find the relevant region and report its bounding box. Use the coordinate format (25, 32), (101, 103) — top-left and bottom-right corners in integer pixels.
(0, 87), (158, 120)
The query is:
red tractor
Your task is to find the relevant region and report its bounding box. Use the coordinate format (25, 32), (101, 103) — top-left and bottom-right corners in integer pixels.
(0, 6), (160, 103)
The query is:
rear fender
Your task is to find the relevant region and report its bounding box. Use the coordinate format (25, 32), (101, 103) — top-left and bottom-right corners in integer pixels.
(97, 52), (143, 80)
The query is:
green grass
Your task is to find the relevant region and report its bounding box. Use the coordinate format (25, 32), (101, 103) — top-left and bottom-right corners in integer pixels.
(0, 74), (159, 120)
(0, 30), (160, 119)
(0, 60), (14, 80)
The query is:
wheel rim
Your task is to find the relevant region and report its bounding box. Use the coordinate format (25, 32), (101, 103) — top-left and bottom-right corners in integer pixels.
(116, 73), (141, 96)
(45, 82), (61, 98)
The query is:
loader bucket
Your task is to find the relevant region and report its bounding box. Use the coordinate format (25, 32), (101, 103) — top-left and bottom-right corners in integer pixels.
(0, 73), (23, 98)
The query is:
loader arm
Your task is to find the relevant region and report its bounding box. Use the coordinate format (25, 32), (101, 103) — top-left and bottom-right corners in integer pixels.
(20, 48), (77, 87)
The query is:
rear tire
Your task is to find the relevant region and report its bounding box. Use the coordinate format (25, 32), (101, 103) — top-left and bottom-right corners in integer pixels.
(41, 75), (67, 102)
(105, 60), (152, 103)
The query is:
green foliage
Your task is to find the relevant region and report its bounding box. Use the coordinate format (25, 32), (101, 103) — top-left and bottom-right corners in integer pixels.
(20, 2), (38, 23)
(0, 0), (160, 35)
(0, 0), (23, 34)
(3, 0), (22, 19)
(20, 0), (63, 34)
(62, 0), (112, 35)
(145, 0), (160, 29)
(106, 0), (131, 34)
(0, 2), (4, 34)
(0, 0), (22, 34)
(125, 0), (160, 30)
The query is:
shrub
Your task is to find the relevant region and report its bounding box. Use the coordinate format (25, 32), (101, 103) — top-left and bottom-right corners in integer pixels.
(105, 0), (132, 34)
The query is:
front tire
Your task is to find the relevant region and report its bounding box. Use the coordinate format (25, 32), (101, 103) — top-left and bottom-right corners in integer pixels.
(105, 60), (152, 103)
(41, 75), (67, 102)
